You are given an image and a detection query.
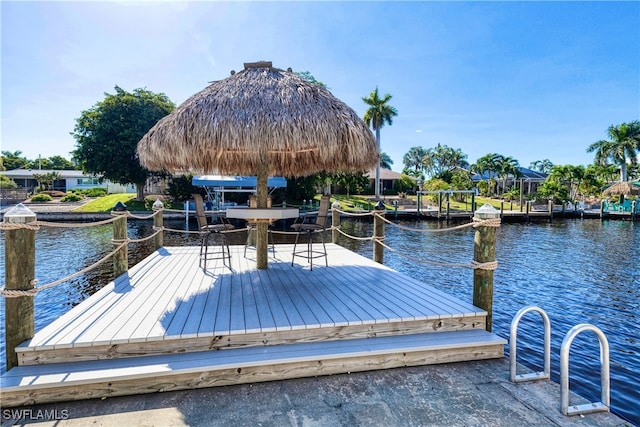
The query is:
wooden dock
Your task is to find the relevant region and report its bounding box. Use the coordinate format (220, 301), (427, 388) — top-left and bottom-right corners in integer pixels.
(1, 244), (505, 407)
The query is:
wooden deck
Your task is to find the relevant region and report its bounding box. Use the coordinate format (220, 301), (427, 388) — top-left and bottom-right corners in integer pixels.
(1, 244), (505, 407)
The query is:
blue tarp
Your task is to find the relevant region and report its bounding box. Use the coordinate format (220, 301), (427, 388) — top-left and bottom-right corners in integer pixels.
(192, 175), (287, 188)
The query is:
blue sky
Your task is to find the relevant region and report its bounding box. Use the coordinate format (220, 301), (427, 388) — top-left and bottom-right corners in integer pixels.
(2, 1), (639, 172)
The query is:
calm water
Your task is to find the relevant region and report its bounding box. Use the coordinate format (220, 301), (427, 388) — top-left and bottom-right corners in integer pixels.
(0, 218), (638, 425)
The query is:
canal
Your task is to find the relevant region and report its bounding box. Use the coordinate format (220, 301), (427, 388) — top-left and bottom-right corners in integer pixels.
(0, 217), (638, 425)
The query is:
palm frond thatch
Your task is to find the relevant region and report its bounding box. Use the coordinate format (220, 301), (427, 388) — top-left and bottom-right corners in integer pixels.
(137, 62), (378, 176)
(602, 181), (640, 196)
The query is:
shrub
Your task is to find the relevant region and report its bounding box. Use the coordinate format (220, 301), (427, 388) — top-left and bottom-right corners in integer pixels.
(61, 193), (83, 202)
(84, 187), (108, 197)
(31, 193), (53, 202)
(40, 190), (66, 198)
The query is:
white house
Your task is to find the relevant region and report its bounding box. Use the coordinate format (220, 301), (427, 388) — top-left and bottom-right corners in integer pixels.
(1, 169), (135, 193)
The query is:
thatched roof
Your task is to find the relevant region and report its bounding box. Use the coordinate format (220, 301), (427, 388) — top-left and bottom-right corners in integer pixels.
(137, 61), (378, 176)
(602, 181), (640, 196)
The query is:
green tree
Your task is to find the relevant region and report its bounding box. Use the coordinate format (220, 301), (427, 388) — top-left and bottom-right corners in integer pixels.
(529, 159), (554, 174)
(332, 171), (369, 198)
(587, 120), (640, 182)
(72, 86), (175, 200)
(363, 87), (398, 200)
(496, 155), (521, 195)
(471, 153), (501, 195)
(421, 143), (468, 179)
(32, 171), (62, 191)
(402, 146), (427, 178)
(0, 174), (18, 189)
(167, 174), (200, 202)
(1, 150), (29, 170)
(295, 71), (327, 88)
(546, 164), (585, 202)
(380, 152), (393, 170)
(24, 155), (75, 170)
(48, 155), (76, 170)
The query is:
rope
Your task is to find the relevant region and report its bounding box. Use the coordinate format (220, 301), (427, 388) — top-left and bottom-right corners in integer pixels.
(0, 221), (40, 231)
(0, 216), (121, 230)
(332, 208), (374, 217)
(374, 213), (501, 233)
(473, 217), (502, 228)
(333, 226), (375, 241)
(373, 238), (498, 270)
(125, 210), (161, 221)
(375, 214), (475, 233)
(1, 241), (128, 298)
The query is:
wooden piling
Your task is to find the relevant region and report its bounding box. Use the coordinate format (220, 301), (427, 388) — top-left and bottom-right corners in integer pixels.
(446, 193), (451, 221)
(473, 204), (500, 332)
(153, 206), (163, 250)
(113, 213), (128, 278)
(373, 209), (385, 264)
(332, 203), (341, 244)
(4, 205), (37, 370)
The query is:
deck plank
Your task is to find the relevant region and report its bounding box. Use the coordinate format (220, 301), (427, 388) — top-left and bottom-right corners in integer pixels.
(19, 244), (488, 354)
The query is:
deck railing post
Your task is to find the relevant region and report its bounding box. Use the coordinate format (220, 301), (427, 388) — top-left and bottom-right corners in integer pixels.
(331, 201), (341, 244)
(373, 202), (385, 264)
(473, 204), (500, 332)
(3, 204), (37, 371)
(112, 211), (128, 278)
(152, 200), (164, 250)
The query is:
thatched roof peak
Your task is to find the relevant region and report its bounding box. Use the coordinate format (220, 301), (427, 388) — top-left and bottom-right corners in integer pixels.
(137, 61), (377, 177)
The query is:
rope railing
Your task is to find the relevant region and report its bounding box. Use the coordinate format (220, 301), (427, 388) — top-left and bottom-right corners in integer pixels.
(1, 241), (128, 298)
(332, 207), (501, 272)
(372, 237), (498, 270)
(1, 206), (501, 297)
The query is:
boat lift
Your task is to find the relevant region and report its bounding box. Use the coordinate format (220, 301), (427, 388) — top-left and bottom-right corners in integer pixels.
(192, 175), (287, 210)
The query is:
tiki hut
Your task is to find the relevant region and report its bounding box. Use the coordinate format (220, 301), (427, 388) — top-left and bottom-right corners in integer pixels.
(137, 61), (378, 269)
(602, 181), (640, 203)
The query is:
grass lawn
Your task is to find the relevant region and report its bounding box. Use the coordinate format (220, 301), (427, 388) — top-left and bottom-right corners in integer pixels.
(73, 194), (139, 212)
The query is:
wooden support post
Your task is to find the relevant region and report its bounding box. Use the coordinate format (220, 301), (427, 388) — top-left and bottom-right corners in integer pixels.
(548, 199), (554, 222)
(446, 192), (450, 221)
(471, 193), (476, 213)
(526, 200), (530, 222)
(438, 192), (443, 216)
(4, 204), (37, 371)
(473, 204), (500, 332)
(373, 207), (385, 264)
(256, 163), (269, 270)
(152, 201), (164, 250)
(113, 213), (128, 278)
(500, 200), (504, 219)
(632, 200), (637, 221)
(332, 202), (341, 244)
(519, 178), (524, 211)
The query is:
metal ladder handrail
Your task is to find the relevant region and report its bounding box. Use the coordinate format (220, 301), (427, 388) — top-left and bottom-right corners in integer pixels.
(509, 305), (551, 382)
(560, 323), (610, 416)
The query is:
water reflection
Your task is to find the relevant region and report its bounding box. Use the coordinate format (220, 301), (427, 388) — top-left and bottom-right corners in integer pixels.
(0, 218), (638, 424)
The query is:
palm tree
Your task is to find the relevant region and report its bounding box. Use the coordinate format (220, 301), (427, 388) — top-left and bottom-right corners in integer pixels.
(402, 146), (427, 178)
(380, 152), (393, 170)
(529, 159), (554, 174)
(496, 155), (520, 195)
(587, 121), (640, 182)
(363, 87), (398, 199)
(471, 153), (501, 195)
